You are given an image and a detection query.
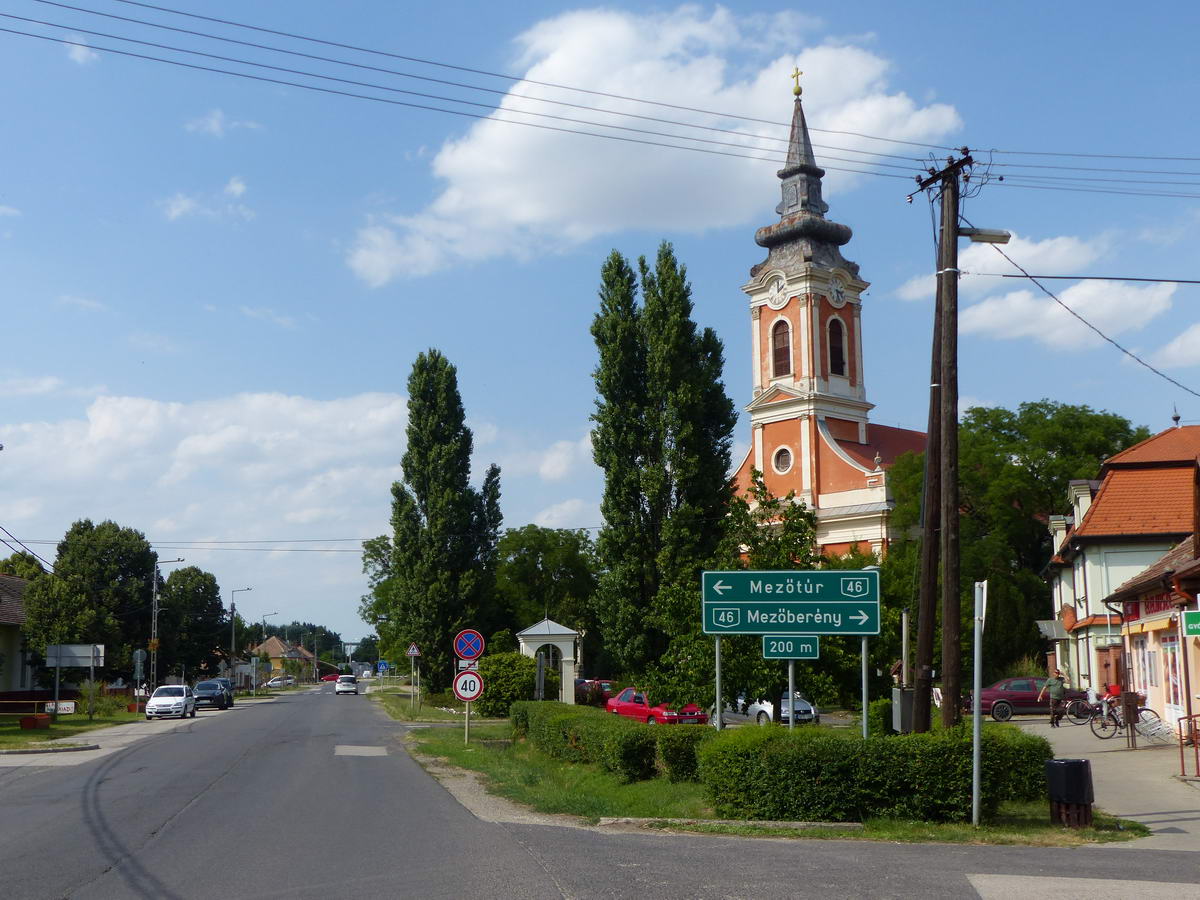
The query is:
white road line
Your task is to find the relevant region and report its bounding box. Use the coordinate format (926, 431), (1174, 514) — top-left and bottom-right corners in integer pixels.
(333, 745), (387, 756)
(968, 874), (1200, 899)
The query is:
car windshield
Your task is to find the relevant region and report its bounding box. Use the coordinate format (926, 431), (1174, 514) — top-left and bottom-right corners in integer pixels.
(153, 687), (184, 698)
(338, 676), (355, 683)
(196, 682), (218, 690)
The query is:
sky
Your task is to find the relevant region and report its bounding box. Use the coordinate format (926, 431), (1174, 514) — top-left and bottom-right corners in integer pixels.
(3, 1), (1200, 644)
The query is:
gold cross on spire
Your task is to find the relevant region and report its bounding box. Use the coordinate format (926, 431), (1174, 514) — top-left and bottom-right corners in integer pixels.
(791, 67), (802, 97)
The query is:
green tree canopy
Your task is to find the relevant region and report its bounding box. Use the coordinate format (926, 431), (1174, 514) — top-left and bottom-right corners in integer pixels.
(360, 349), (502, 690)
(158, 565), (226, 680)
(0, 551), (47, 581)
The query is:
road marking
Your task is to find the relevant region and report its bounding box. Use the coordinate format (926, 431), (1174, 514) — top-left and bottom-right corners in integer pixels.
(333, 745), (387, 756)
(969, 875), (1200, 899)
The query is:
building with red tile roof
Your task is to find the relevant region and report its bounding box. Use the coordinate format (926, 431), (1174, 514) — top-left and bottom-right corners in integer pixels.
(731, 87), (924, 556)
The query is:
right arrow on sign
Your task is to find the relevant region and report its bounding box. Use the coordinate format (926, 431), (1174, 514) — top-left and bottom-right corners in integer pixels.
(850, 610), (869, 625)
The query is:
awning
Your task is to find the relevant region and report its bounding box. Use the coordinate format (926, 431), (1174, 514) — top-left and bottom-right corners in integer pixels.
(1036, 619), (1068, 640)
(1124, 617), (1176, 635)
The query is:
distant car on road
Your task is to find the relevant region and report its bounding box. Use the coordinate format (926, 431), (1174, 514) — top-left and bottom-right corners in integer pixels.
(265, 676), (296, 689)
(146, 685), (196, 720)
(966, 677), (1087, 721)
(335, 675), (358, 695)
(321, 673), (340, 682)
(721, 693), (820, 726)
(606, 687), (707, 724)
(193, 680), (233, 710)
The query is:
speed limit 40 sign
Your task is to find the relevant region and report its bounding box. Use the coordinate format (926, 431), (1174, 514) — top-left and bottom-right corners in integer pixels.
(453, 670), (484, 703)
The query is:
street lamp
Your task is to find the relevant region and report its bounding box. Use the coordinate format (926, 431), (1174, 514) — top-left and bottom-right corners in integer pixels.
(229, 587), (252, 686)
(149, 558), (185, 690)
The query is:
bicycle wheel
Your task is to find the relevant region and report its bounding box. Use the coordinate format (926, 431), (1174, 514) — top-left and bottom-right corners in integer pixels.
(1065, 699), (1091, 725)
(1133, 707), (1170, 744)
(1090, 711), (1120, 739)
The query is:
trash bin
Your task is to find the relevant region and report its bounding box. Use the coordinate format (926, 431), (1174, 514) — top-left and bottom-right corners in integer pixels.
(1045, 758), (1093, 826)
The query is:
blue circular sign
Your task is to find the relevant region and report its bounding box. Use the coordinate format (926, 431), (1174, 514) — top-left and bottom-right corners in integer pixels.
(454, 629), (485, 661)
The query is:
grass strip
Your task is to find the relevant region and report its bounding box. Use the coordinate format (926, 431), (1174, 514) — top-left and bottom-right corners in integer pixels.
(0, 710), (146, 749)
(373, 690), (487, 723)
(409, 721), (1150, 845)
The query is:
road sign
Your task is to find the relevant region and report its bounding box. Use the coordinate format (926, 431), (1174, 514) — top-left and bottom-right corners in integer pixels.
(406, 643), (421, 657)
(762, 635), (820, 659)
(377, 660), (389, 672)
(457, 659), (479, 670)
(1184, 609), (1200, 638)
(45, 644), (106, 667)
(133, 649), (147, 664)
(453, 629), (485, 661)
(701, 570), (880, 635)
(453, 670), (484, 703)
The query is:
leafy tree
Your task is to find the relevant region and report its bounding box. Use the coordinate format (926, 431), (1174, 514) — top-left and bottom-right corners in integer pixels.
(354, 634), (380, 663)
(889, 400), (1150, 682)
(360, 349), (503, 689)
(493, 525), (603, 670)
(157, 566), (226, 679)
(0, 551), (47, 581)
(591, 243), (736, 674)
(22, 519), (157, 680)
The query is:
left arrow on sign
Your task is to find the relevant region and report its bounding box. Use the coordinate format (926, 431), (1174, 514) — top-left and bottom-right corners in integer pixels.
(712, 580), (730, 595)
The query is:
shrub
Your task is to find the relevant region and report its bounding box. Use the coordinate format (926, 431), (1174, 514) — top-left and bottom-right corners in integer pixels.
(516, 701), (657, 782)
(697, 724), (1052, 823)
(475, 652), (560, 717)
(655, 726), (717, 782)
(77, 680), (123, 717)
(867, 697), (895, 736)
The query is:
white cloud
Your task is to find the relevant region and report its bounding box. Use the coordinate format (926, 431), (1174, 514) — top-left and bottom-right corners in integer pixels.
(1151, 323), (1200, 369)
(240, 306), (297, 329)
(65, 35), (100, 65)
(0, 205), (20, 217)
(896, 232), (1107, 302)
(346, 7), (960, 285)
(58, 294), (108, 312)
(161, 180), (254, 222)
(185, 109), (262, 137)
(960, 280), (1175, 350)
(534, 497), (590, 528)
(0, 376), (65, 397)
(538, 434), (593, 481)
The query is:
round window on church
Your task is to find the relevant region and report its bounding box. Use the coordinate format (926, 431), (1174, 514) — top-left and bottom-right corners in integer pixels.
(772, 447), (793, 474)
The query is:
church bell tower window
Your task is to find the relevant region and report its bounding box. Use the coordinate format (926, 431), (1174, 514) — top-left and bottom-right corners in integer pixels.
(771, 320), (791, 377)
(828, 318), (846, 376)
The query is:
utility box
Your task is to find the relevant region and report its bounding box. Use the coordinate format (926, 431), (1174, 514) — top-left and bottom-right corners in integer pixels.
(1045, 758), (1094, 827)
(891, 687), (914, 734)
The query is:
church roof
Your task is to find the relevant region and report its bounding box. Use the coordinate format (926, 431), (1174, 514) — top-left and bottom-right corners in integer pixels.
(836, 424), (927, 470)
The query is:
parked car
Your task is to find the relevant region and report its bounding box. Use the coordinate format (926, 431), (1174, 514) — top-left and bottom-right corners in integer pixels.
(335, 674), (358, 695)
(192, 680), (233, 710)
(714, 693), (820, 726)
(574, 678), (615, 703)
(966, 676), (1087, 721)
(321, 673), (341, 682)
(146, 685), (196, 720)
(606, 687), (707, 724)
(265, 676), (296, 689)
(212, 677), (235, 704)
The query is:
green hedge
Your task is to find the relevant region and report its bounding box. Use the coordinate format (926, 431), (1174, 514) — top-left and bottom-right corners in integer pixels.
(655, 726), (717, 782)
(867, 697), (894, 736)
(510, 701), (657, 782)
(697, 724), (1051, 823)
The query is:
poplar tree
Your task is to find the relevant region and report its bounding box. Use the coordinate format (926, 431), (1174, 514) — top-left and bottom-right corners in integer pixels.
(591, 243), (736, 674)
(360, 350), (502, 689)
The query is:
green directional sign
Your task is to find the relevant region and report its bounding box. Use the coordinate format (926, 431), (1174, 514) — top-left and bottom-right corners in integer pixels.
(1184, 609), (1200, 638)
(762, 635), (819, 659)
(701, 569), (880, 635)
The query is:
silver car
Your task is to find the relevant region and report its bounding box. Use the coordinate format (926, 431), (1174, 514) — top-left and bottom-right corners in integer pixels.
(145, 685), (196, 720)
(718, 692), (820, 725)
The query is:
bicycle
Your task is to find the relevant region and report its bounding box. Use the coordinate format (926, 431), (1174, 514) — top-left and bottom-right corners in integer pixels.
(1088, 699), (1170, 743)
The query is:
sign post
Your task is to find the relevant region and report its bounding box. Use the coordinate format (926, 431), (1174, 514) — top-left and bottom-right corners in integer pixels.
(452, 670), (485, 745)
(406, 643), (421, 711)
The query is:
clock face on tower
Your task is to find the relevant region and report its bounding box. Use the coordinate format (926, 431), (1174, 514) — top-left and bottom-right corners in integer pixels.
(766, 277), (788, 310)
(829, 277), (847, 308)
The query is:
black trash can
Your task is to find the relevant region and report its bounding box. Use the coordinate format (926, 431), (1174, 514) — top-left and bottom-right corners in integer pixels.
(1045, 758), (1094, 827)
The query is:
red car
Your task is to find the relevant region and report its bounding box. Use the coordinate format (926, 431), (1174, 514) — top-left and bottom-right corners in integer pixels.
(966, 676), (1087, 721)
(606, 687), (708, 725)
(321, 673), (341, 682)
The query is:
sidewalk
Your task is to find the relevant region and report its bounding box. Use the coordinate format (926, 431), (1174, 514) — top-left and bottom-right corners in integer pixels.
(1015, 716), (1200, 851)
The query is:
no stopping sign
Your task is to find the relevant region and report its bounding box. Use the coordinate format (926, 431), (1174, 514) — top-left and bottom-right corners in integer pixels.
(453, 670), (484, 703)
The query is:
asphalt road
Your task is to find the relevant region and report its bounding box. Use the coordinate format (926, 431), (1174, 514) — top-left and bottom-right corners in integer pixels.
(0, 688), (1196, 899)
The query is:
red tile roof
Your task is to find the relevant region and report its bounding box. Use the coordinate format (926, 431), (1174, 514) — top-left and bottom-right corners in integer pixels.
(1073, 467), (1194, 538)
(1103, 426), (1200, 470)
(0, 574), (28, 626)
(838, 424), (926, 470)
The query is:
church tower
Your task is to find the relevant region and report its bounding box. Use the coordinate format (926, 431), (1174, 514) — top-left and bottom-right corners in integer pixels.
(732, 76), (924, 555)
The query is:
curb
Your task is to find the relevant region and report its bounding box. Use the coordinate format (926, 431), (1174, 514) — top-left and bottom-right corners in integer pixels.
(0, 743), (101, 755)
(596, 816), (863, 832)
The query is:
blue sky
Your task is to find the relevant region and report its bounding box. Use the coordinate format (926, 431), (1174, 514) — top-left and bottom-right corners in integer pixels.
(3, 1), (1199, 643)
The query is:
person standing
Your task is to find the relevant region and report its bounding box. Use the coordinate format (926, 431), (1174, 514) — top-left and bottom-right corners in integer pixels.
(1038, 669), (1067, 727)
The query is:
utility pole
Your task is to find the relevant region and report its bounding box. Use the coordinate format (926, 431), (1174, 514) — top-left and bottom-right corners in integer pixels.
(150, 558), (185, 690)
(230, 587), (252, 688)
(918, 154), (971, 728)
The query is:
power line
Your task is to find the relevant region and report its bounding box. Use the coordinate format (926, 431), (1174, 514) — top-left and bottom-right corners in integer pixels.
(966, 273), (1200, 285)
(2, 26), (918, 180)
(0, 524), (57, 571)
(961, 216), (1200, 401)
(32, 0), (927, 168)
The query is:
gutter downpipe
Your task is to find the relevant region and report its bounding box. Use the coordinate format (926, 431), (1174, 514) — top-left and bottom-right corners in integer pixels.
(1170, 574), (1196, 744)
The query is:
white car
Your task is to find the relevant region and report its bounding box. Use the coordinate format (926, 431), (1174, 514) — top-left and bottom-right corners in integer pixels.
(714, 692), (820, 726)
(146, 685), (196, 719)
(335, 675), (358, 695)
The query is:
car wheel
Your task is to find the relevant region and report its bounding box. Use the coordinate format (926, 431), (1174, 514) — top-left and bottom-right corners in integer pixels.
(756, 711), (770, 725)
(991, 701), (1013, 722)
(146, 715), (152, 720)
(646, 717), (656, 725)
(190, 708), (196, 718)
